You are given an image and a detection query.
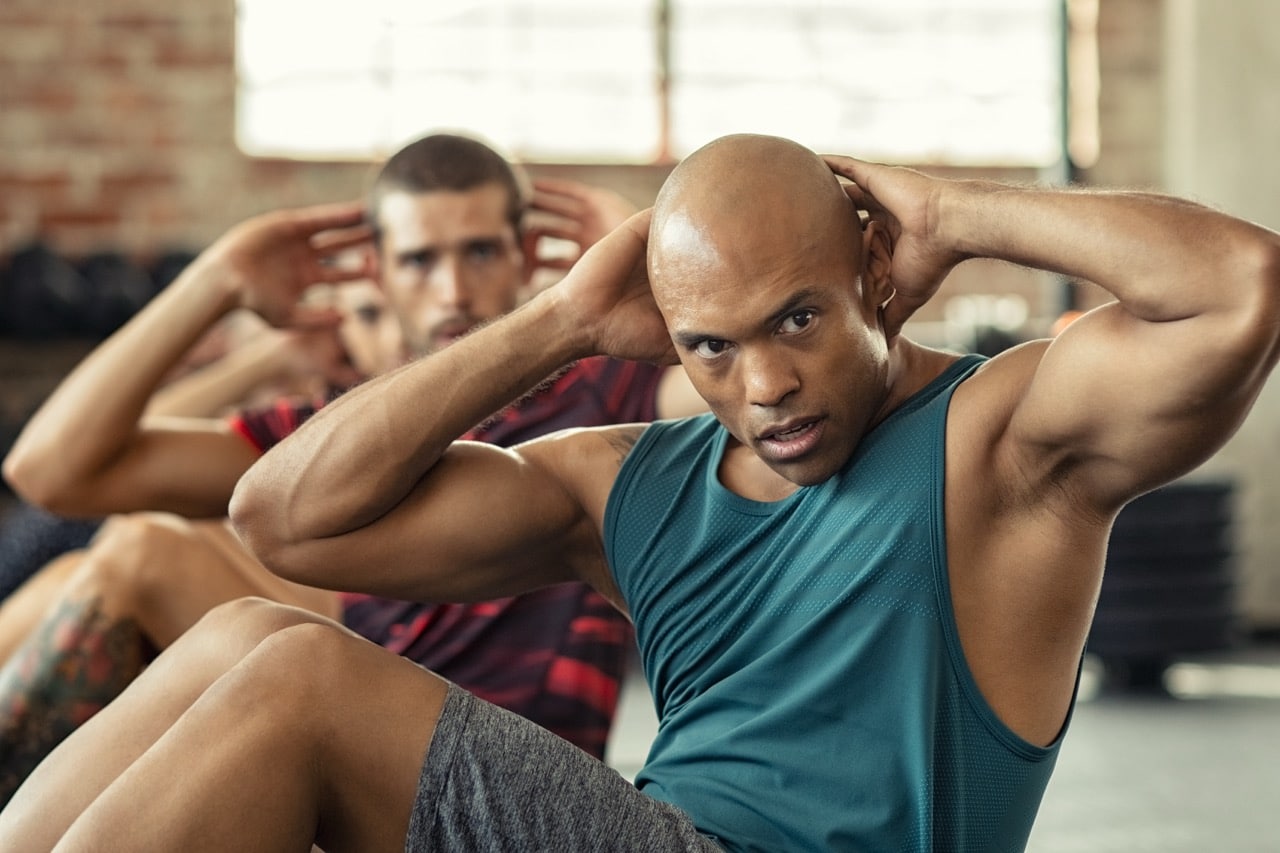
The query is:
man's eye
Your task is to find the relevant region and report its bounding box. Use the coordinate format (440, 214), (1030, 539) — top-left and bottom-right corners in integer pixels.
(354, 304), (382, 324)
(468, 242), (501, 262)
(780, 310), (814, 333)
(693, 339), (730, 358)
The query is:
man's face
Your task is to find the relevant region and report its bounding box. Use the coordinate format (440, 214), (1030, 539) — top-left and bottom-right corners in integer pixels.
(375, 185), (525, 356)
(335, 281), (405, 377)
(654, 211), (890, 489)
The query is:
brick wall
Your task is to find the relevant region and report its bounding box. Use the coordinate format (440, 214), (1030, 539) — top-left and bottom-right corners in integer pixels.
(1087, 0), (1166, 189)
(0, 0), (1169, 429)
(2, 0), (1164, 263)
(21, 0), (1280, 626)
(0, 0), (373, 261)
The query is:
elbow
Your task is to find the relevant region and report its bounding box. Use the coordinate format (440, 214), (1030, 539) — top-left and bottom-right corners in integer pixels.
(1262, 236), (1280, 313)
(1216, 232), (1280, 368)
(1250, 230), (1280, 305)
(230, 480), (360, 591)
(2, 443), (74, 514)
(1243, 236), (1280, 362)
(3, 434), (119, 518)
(228, 476), (278, 567)
(0, 450), (31, 503)
(228, 474), (303, 583)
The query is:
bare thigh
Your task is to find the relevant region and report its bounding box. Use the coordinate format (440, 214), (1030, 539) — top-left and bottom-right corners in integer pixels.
(0, 598), (348, 850)
(77, 513), (341, 648)
(54, 618), (446, 853)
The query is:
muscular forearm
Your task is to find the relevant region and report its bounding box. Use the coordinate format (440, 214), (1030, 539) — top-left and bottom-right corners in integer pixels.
(230, 290), (591, 563)
(945, 181), (1280, 323)
(3, 257), (241, 509)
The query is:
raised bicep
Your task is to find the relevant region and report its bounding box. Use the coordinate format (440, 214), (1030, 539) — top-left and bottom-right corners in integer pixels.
(1008, 303), (1272, 510)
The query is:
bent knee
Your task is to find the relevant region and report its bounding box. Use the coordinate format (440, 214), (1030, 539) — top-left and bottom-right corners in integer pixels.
(191, 596), (337, 647)
(94, 511), (193, 547)
(139, 598), (342, 692)
(77, 512), (206, 594)
(229, 621), (366, 701)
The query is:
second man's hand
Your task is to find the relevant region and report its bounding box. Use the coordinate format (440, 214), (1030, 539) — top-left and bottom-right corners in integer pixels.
(524, 177), (640, 276)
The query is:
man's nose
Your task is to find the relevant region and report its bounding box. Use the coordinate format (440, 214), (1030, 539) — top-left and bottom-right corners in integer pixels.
(430, 255), (470, 308)
(742, 348), (800, 408)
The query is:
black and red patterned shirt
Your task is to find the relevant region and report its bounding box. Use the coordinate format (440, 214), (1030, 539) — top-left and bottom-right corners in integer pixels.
(229, 356), (665, 759)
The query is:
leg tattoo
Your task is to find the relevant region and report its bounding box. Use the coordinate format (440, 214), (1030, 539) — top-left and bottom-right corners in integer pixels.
(0, 595), (152, 806)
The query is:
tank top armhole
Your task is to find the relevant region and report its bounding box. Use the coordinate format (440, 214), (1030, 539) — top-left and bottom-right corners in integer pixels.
(603, 419), (668, 590)
(929, 355), (1071, 761)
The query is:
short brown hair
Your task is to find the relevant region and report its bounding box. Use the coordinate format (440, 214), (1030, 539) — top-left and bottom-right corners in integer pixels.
(369, 133), (530, 236)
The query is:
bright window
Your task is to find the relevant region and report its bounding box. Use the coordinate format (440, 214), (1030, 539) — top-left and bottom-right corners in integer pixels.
(236, 0), (1077, 167)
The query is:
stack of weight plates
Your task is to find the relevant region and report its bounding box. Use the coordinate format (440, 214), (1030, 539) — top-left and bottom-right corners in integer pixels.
(1088, 480), (1239, 692)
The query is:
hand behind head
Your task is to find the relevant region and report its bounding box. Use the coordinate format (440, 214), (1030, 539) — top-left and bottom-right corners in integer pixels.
(209, 202), (376, 328)
(552, 209), (676, 365)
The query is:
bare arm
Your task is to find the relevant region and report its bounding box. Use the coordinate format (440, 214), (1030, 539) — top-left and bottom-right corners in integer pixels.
(144, 324), (359, 419)
(231, 211), (675, 600)
(2, 203), (372, 519)
(959, 184), (1280, 508)
(826, 157), (1280, 749)
(526, 179), (709, 421)
(825, 156), (1280, 511)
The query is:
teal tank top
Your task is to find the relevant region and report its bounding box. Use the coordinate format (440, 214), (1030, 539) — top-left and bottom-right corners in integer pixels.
(604, 355), (1066, 852)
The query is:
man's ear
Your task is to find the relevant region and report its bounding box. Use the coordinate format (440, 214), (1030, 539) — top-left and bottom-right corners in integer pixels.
(860, 220), (894, 310)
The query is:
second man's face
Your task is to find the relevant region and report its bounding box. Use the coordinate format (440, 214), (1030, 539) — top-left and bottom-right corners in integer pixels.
(375, 185), (526, 356)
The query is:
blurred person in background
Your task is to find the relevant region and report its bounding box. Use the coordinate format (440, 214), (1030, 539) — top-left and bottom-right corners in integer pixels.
(0, 132), (703, 805)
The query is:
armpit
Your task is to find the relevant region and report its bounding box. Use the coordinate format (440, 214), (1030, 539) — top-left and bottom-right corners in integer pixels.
(602, 424), (647, 467)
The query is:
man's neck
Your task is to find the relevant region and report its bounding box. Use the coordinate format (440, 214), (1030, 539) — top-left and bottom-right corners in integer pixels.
(870, 337), (960, 431)
(718, 441), (802, 503)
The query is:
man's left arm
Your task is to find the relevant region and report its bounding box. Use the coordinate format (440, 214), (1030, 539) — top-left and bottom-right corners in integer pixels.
(828, 155), (1280, 512)
(961, 185), (1280, 510)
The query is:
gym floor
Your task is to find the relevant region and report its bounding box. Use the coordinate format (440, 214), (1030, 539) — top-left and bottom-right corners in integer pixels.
(605, 641), (1280, 853)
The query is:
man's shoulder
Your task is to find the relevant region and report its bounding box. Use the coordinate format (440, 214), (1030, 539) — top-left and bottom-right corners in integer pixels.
(616, 414), (719, 476)
(944, 340), (1049, 422)
(943, 338), (1066, 515)
(880, 349), (988, 427)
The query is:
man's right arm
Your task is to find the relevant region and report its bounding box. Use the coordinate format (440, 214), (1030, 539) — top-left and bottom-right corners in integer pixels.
(230, 211), (673, 602)
(144, 323), (357, 419)
(2, 203), (371, 519)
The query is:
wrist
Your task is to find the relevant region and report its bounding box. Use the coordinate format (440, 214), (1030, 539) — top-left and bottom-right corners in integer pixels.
(177, 251), (247, 318)
(939, 179), (1010, 261)
(528, 286), (604, 363)
(242, 330), (303, 381)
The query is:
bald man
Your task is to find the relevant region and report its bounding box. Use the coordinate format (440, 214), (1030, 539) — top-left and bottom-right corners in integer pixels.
(5, 134), (1279, 852)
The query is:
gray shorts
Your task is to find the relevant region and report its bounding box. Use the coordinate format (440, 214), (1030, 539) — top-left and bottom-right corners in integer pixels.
(406, 682), (723, 852)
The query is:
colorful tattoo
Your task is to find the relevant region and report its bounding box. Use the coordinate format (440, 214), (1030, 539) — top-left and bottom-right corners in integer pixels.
(0, 595), (151, 806)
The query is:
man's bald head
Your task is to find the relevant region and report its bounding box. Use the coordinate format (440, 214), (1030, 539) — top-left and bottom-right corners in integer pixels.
(648, 134), (861, 305)
(644, 135), (898, 490)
